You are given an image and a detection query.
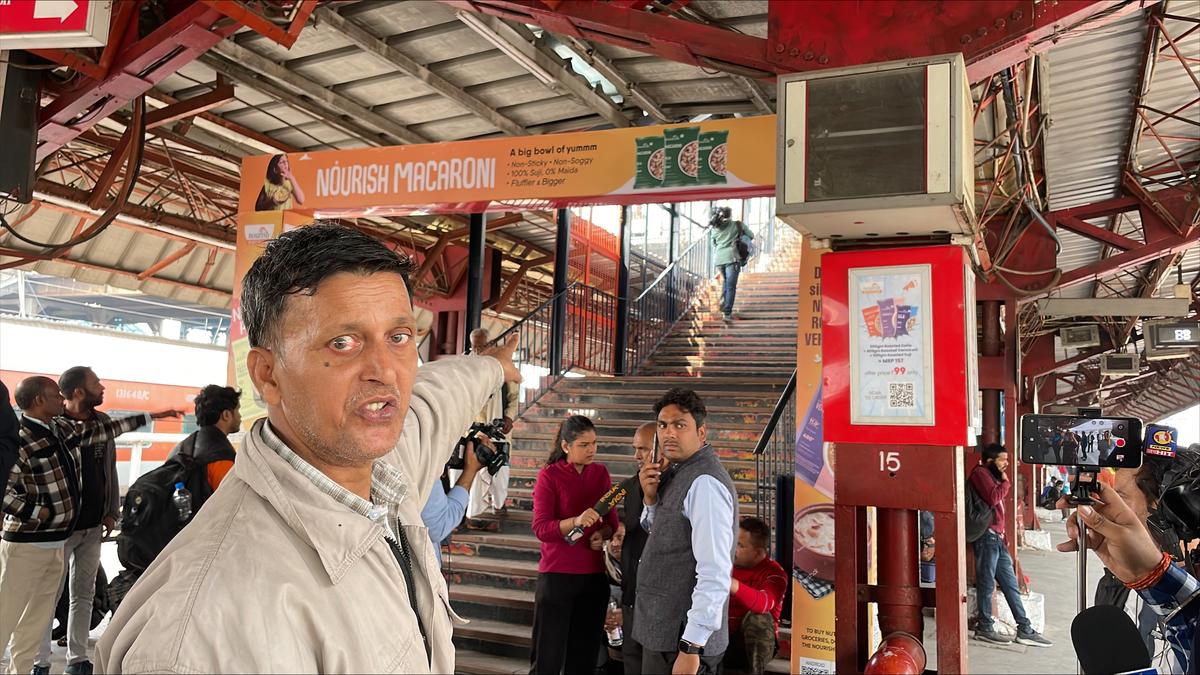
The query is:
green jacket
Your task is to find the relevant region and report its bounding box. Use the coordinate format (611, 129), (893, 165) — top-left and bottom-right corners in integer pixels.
(710, 220), (752, 267)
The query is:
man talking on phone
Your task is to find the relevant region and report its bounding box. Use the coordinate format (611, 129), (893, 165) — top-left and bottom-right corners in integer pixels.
(969, 443), (1053, 647)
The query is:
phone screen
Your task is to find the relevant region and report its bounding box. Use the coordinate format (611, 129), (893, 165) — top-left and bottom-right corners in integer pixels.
(1020, 414), (1143, 469)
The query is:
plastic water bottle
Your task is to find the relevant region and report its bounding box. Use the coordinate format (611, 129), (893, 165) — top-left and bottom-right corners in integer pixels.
(605, 600), (623, 647)
(172, 482), (193, 523)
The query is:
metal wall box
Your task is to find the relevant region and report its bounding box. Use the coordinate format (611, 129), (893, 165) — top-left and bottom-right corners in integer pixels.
(776, 53), (975, 239)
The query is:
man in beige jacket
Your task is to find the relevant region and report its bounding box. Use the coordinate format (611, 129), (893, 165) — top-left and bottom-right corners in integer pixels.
(98, 223), (521, 673)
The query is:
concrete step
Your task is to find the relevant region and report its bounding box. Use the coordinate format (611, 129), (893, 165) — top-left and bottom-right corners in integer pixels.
(519, 415), (777, 436)
(450, 583), (536, 625)
(452, 618), (532, 661)
(503, 486), (762, 514)
(443, 555), (540, 589)
(445, 533), (542, 565)
(453, 647), (528, 675)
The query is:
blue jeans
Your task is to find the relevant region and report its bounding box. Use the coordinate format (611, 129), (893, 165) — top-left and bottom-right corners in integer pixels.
(719, 263), (741, 315)
(973, 529), (1031, 632)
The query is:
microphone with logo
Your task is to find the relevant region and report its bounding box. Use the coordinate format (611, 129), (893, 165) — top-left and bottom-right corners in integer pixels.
(1072, 604), (1156, 674)
(565, 476), (638, 545)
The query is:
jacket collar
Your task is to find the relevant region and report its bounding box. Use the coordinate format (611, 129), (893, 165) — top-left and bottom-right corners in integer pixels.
(234, 418), (409, 584)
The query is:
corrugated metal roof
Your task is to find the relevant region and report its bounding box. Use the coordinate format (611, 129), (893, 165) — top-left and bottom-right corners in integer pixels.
(0, 205), (234, 309)
(1041, 7), (1147, 300)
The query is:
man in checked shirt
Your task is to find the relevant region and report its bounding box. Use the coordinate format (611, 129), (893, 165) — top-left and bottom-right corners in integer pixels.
(0, 376), (179, 674)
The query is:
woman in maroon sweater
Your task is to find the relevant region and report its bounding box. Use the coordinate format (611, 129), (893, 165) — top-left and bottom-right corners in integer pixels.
(530, 415), (619, 675)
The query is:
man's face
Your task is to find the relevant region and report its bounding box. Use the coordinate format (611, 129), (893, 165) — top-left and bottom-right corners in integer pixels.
(248, 271), (418, 469)
(991, 451), (1009, 473)
(657, 404), (706, 461)
(41, 381), (66, 417)
(74, 370), (104, 407)
(734, 528), (764, 569)
(632, 427), (655, 468)
(470, 334), (488, 352)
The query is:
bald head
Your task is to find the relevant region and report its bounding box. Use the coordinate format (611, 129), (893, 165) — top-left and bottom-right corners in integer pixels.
(633, 422), (656, 467)
(14, 376), (65, 420)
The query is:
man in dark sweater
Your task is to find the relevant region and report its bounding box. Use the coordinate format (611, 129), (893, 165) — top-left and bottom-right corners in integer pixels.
(636, 389), (736, 675)
(969, 443), (1052, 648)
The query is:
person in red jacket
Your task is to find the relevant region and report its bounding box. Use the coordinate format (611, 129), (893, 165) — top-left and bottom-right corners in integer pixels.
(969, 443), (1052, 647)
(723, 516), (788, 675)
(530, 415), (619, 675)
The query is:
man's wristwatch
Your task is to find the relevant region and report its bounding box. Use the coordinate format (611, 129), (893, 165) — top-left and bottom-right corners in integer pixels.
(678, 639), (704, 655)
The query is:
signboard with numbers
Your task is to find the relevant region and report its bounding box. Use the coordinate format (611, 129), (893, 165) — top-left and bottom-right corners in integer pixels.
(822, 245), (977, 446)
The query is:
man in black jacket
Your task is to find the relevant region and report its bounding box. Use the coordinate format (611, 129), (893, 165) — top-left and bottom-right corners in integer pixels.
(168, 385), (240, 511)
(0, 379), (18, 494)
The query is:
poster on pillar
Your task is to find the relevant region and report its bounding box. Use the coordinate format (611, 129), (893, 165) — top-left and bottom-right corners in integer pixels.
(822, 246), (978, 446)
(792, 245), (838, 674)
(236, 116), (775, 216)
(227, 210), (316, 429)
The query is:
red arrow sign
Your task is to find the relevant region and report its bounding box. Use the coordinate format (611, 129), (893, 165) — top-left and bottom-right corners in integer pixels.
(0, 0), (109, 48)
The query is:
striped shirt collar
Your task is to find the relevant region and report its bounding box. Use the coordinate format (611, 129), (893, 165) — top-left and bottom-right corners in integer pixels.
(260, 421), (408, 536)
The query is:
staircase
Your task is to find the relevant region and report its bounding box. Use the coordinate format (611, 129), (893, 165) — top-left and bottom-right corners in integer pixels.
(446, 237), (803, 674)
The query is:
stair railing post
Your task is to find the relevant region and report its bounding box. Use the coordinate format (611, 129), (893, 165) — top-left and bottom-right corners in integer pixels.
(549, 208), (571, 375)
(666, 203), (678, 321)
(463, 212), (486, 351)
(614, 205), (631, 375)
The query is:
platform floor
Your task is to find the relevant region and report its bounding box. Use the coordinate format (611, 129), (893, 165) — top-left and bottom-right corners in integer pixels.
(3, 519), (1141, 673)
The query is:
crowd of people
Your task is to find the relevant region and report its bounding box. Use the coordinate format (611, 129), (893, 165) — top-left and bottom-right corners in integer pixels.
(0, 222), (779, 675)
(2, 220), (1194, 675)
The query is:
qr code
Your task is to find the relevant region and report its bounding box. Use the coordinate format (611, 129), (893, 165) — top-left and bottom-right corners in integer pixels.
(888, 381), (915, 409)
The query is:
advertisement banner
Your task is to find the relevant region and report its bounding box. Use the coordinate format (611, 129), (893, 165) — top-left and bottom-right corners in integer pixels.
(792, 245), (837, 674)
(228, 210), (316, 428)
(237, 116), (775, 215)
(848, 265), (935, 426)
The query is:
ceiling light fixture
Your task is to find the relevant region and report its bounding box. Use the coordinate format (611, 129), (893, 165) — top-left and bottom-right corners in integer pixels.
(456, 11), (558, 88)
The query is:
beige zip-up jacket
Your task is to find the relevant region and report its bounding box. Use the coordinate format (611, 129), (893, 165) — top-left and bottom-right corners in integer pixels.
(97, 356), (504, 673)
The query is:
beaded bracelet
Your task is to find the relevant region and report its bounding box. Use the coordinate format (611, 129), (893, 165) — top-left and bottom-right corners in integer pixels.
(1124, 551), (1172, 591)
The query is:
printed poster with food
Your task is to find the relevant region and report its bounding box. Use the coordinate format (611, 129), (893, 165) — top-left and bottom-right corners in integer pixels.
(848, 265), (935, 426)
(238, 117), (774, 216)
(791, 246), (838, 674)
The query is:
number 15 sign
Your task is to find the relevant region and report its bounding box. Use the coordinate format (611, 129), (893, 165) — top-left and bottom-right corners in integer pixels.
(822, 245), (979, 447)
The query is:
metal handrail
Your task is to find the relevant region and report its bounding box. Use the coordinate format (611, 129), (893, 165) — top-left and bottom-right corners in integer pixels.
(634, 238), (707, 303)
(754, 369), (798, 456)
(493, 281), (579, 346)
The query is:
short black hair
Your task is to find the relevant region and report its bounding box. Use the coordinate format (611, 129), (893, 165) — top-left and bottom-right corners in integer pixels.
(740, 516), (771, 551)
(14, 376), (55, 409)
(240, 223), (415, 348)
(653, 387), (707, 428)
(58, 366), (92, 401)
(981, 443), (1007, 462)
(194, 385), (241, 426)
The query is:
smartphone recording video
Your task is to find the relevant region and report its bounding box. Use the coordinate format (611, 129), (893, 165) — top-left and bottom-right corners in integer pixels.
(1020, 414), (1143, 469)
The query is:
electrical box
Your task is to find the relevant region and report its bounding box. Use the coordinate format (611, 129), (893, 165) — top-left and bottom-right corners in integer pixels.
(1060, 325), (1101, 350)
(776, 53), (975, 240)
(1100, 353), (1140, 377)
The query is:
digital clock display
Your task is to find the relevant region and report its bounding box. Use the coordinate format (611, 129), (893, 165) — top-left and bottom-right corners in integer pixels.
(1153, 321), (1200, 347)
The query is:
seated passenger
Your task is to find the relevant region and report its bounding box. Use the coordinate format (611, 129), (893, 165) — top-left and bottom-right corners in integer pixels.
(723, 517), (788, 675)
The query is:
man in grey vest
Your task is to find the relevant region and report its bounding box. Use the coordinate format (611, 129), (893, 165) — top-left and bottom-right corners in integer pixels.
(635, 388), (737, 675)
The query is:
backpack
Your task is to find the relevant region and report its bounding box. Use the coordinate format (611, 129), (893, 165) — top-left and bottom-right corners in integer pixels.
(116, 452), (198, 573)
(734, 221), (756, 267)
(118, 428), (236, 573)
(965, 475), (995, 543)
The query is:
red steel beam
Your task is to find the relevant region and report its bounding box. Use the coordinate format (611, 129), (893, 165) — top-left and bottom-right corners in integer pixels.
(137, 242), (198, 280)
(0, 247), (227, 296)
(200, 0), (319, 50)
(37, 3), (241, 161)
(443, 0), (1149, 82)
(145, 84), (236, 129)
(1052, 214), (1142, 251)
